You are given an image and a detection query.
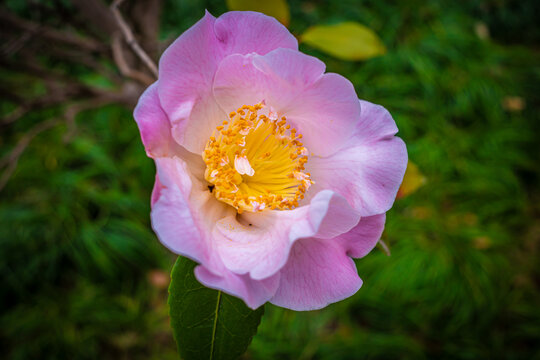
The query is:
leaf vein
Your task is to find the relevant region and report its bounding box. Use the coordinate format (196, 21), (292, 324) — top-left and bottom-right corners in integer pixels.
(209, 290), (222, 360)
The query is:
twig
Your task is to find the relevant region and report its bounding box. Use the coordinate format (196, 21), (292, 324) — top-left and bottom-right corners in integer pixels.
(378, 239), (391, 256)
(0, 9), (104, 53)
(110, 0), (158, 79)
(1, 106), (29, 126)
(130, 0), (162, 58)
(71, 0), (123, 38)
(0, 55), (87, 87)
(45, 46), (123, 86)
(1, 29), (36, 57)
(111, 32), (155, 86)
(63, 97), (116, 142)
(0, 94), (127, 192)
(0, 80), (98, 126)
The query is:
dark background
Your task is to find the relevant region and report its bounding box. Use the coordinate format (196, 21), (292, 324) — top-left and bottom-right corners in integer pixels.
(1, 0), (539, 359)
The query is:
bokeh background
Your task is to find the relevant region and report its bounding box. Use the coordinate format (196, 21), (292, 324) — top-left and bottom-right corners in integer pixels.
(1, 0), (539, 359)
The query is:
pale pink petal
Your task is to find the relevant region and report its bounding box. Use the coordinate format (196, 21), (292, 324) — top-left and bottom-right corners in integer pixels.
(355, 100), (401, 142)
(133, 82), (181, 158)
(213, 48), (360, 156)
(152, 159), (280, 309)
(150, 174), (162, 207)
(337, 214), (386, 258)
(158, 11), (297, 153)
(214, 11), (298, 56)
(151, 158), (202, 259)
(151, 157), (234, 263)
(308, 190), (361, 239)
(157, 12), (223, 153)
(213, 190), (360, 280)
(212, 50), (325, 112)
(270, 238), (362, 311)
(270, 215), (385, 310)
(307, 100), (408, 216)
(281, 73), (360, 157)
(133, 83), (207, 180)
(195, 266), (279, 309)
(212, 207), (309, 281)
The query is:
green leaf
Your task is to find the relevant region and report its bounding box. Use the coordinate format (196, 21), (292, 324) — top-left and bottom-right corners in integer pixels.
(168, 257), (264, 360)
(301, 22), (386, 61)
(226, 0), (290, 26)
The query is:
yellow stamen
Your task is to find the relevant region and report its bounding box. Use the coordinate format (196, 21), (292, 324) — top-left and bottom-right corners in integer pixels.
(202, 103), (313, 212)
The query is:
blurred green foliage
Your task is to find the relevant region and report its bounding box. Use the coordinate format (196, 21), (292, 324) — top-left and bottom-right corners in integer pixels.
(1, 0), (539, 359)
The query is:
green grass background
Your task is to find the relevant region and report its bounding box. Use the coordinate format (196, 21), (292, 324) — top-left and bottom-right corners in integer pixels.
(1, 0), (539, 359)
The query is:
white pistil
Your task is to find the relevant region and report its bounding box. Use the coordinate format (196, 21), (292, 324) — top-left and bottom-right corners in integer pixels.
(293, 171), (309, 181)
(235, 154), (255, 176)
(268, 107), (278, 121)
(219, 157), (229, 166)
(252, 201), (265, 211)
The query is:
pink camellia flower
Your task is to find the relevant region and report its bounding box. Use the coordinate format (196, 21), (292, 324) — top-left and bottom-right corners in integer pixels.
(134, 11), (407, 310)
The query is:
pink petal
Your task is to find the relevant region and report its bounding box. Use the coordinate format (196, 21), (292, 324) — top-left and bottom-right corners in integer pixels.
(337, 214), (386, 258)
(214, 11), (298, 56)
(213, 48), (360, 156)
(212, 207), (309, 281)
(158, 11), (297, 153)
(133, 82), (181, 158)
(134, 83), (206, 182)
(307, 100), (408, 216)
(213, 51), (324, 111)
(355, 100), (401, 143)
(151, 157), (234, 263)
(213, 190), (360, 280)
(195, 265), (280, 309)
(281, 73), (360, 157)
(270, 238), (363, 311)
(150, 174), (162, 207)
(157, 12), (223, 153)
(152, 157), (279, 308)
(269, 214), (385, 310)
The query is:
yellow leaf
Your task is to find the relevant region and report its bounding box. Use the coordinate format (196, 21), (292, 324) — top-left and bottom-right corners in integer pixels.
(397, 161), (426, 199)
(502, 96), (525, 112)
(301, 22), (386, 61)
(226, 0), (290, 26)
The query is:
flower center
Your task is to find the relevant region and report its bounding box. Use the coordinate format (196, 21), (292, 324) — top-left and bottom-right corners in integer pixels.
(202, 103), (313, 213)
